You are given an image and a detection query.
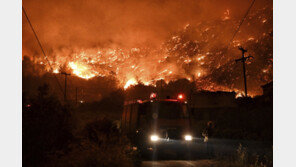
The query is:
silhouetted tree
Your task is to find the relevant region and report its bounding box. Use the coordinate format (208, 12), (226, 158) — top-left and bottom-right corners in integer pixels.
(23, 84), (73, 166)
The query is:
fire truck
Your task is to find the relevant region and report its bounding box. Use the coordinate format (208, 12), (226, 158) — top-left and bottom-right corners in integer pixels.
(121, 93), (194, 155)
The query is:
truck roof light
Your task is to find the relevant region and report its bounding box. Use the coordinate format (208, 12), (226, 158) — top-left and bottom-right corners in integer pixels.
(150, 93), (157, 99)
(177, 94), (185, 100)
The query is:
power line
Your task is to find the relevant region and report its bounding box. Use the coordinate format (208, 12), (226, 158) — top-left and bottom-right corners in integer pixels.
(22, 6), (64, 96)
(227, 0), (256, 48)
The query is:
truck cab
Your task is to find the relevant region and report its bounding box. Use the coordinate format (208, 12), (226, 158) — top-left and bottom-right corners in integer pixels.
(121, 93), (194, 153)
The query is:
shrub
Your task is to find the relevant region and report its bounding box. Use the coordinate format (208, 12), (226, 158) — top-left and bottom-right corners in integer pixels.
(49, 118), (139, 167)
(23, 84), (73, 166)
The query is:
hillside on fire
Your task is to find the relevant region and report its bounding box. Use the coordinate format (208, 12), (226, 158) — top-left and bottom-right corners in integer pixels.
(23, 0), (272, 97)
(22, 0), (273, 167)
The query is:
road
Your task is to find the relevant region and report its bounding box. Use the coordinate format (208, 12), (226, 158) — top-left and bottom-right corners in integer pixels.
(140, 139), (272, 167)
(141, 160), (219, 167)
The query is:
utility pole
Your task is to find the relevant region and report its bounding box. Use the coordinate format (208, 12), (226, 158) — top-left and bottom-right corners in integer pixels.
(75, 87), (78, 105)
(235, 46), (253, 97)
(160, 79), (163, 98)
(61, 72), (71, 101)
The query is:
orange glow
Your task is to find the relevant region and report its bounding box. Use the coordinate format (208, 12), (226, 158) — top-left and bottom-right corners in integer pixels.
(53, 68), (59, 74)
(124, 78), (138, 90)
(235, 92), (244, 98)
(68, 61), (96, 79)
(222, 9), (230, 21)
(22, 1), (273, 97)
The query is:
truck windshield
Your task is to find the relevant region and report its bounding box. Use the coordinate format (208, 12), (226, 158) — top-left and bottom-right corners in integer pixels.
(138, 101), (189, 119)
(158, 101), (188, 119)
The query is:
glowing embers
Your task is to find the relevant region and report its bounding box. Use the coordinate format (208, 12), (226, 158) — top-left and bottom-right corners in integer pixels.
(68, 61), (96, 79)
(235, 92), (245, 98)
(53, 68), (59, 74)
(124, 78), (138, 90)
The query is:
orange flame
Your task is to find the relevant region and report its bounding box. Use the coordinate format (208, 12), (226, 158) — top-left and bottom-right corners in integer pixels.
(124, 78), (138, 90)
(68, 61), (96, 79)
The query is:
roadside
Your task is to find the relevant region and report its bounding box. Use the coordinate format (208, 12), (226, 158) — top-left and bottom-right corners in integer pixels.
(142, 158), (272, 167)
(142, 160), (224, 167)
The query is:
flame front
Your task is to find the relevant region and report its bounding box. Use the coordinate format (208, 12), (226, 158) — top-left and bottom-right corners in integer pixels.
(68, 62), (96, 80)
(24, 4), (273, 97)
(124, 78), (138, 90)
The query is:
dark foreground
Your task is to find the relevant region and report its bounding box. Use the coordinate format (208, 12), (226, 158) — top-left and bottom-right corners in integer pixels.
(23, 84), (272, 167)
(141, 159), (265, 167)
(140, 138), (272, 159)
(142, 160), (217, 167)
(139, 139), (272, 167)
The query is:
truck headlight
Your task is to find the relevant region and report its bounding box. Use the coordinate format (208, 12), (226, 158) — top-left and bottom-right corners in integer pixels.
(184, 135), (192, 141)
(150, 135), (159, 142)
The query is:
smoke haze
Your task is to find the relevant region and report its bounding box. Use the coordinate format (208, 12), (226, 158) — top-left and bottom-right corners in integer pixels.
(23, 0), (273, 96)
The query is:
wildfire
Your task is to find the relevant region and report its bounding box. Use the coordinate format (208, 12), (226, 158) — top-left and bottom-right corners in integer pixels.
(24, 4), (273, 97)
(68, 61), (96, 79)
(53, 68), (59, 74)
(124, 78), (138, 90)
(222, 9), (230, 21)
(235, 92), (245, 98)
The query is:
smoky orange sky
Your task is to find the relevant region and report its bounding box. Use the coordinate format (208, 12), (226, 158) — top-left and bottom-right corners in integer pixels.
(22, 0), (273, 96)
(23, 0), (270, 53)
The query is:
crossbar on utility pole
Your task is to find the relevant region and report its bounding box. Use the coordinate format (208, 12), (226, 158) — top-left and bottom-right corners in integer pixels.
(235, 46), (253, 97)
(61, 72), (71, 101)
